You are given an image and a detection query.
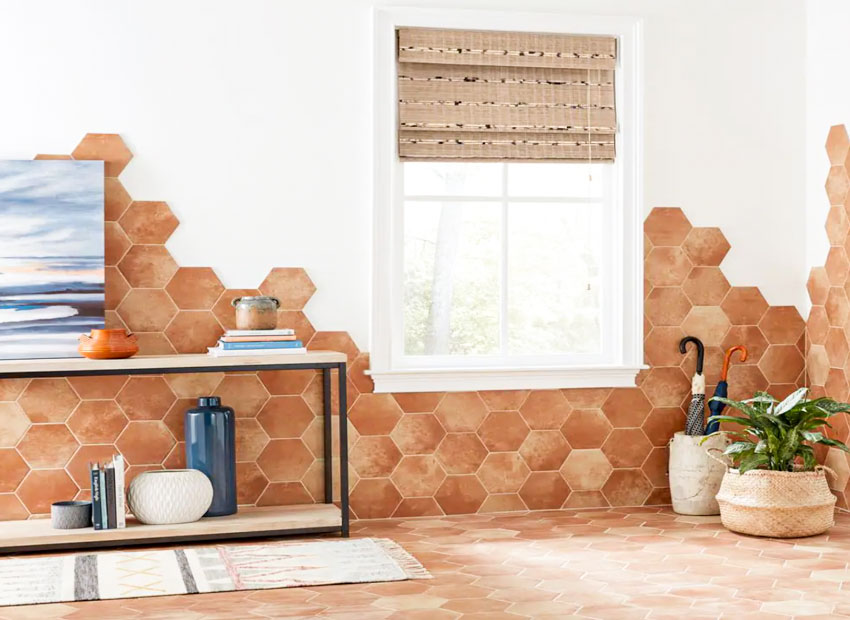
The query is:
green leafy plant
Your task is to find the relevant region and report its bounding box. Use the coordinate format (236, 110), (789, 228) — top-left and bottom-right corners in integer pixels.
(704, 387), (850, 474)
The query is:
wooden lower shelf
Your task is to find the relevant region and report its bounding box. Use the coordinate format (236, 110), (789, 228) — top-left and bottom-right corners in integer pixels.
(0, 504), (342, 553)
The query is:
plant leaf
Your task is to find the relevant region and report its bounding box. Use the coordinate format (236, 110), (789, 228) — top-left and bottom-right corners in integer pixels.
(818, 437), (850, 453)
(724, 441), (756, 455)
(773, 387), (808, 415)
(738, 453), (769, 474)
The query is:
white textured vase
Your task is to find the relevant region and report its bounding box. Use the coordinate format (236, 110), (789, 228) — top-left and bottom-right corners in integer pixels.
(127, 469), (213, 525)
(669, 431), (731, 516)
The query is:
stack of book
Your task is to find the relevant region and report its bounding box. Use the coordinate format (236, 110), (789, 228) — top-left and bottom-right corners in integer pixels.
(90, 454), (126, 530)
(207, 329), (306, 357)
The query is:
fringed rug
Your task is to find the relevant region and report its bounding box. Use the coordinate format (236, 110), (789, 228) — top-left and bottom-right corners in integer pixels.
(0, 538), (430, 606)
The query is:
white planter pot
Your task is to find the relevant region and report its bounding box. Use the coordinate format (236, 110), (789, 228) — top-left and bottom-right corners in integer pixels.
(669, 431), (730, 516)
(127, 469), (213, 525)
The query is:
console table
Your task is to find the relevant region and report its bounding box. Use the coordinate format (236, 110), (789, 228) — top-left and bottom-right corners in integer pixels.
(0, 351), (349, 552)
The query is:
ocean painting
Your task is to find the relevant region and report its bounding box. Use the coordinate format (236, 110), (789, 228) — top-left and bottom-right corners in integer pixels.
(0, 160), (105, 359)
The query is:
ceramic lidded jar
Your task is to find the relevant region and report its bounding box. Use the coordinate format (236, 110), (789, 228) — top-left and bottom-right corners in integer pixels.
(231, 296), (279, 330)
(78, 328), (139, 359)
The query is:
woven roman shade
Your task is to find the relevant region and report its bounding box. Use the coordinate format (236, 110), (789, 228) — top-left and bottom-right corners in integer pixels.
(397, 27), (617, 161)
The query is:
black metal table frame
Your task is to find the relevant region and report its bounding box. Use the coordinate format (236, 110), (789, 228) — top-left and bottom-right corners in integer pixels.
(0, 359), (350, 549)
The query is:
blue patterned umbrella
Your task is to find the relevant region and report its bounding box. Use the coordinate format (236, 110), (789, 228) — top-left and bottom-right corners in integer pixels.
(679, 337), (706, 436)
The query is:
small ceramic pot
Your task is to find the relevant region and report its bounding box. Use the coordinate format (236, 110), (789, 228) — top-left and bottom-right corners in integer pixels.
(51, 500), (92, 529)
(79, 329), (139, 359)
(127, 469), (213, 525)
(231, 296), (280, 330)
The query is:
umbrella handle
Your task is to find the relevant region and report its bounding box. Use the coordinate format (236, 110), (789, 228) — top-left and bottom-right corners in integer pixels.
(721, 346), (748, 381)
(679, 336), (705, 374)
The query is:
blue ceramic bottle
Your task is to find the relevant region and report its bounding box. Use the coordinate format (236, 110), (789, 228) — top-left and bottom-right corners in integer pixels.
(185, 396), (236, 517)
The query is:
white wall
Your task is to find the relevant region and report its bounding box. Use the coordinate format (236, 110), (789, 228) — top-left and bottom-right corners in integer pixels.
(0, 0), (807, 348)
(806, 0), (850, 290)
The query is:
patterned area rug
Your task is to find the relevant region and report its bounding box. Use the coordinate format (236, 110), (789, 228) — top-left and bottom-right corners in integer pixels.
(0, 538), (429, 606)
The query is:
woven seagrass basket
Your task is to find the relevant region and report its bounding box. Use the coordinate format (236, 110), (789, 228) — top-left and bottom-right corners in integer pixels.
(715, 468), (836, 538)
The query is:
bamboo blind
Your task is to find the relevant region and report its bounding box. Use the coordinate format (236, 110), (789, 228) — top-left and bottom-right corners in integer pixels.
(397, 27), (617, 161)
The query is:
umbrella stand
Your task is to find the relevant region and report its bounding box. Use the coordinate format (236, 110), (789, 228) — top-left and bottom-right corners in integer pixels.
(705, 345), (748, 434)
(679, 336), (706, 436)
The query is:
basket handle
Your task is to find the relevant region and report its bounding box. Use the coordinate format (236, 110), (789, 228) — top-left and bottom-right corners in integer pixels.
(816, 465), (837, 481)
(706, 447), (732, 469)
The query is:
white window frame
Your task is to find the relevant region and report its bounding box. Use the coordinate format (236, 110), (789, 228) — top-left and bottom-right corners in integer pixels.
(371, 7), (644, 393)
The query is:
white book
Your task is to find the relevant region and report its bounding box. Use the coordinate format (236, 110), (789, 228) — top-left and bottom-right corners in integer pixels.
(113, 454), (126, 528)
(207, 346), (307, 357)
(224, 329), (295, 337)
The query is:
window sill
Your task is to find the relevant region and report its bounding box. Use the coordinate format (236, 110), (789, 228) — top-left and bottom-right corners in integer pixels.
(368, 366), (645, 393)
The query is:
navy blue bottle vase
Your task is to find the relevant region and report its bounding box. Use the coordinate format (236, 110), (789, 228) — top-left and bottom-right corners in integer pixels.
(185, 396), (237, 517)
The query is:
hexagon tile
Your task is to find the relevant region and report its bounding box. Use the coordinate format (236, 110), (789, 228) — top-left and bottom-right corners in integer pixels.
(808, 124), (850, 510)
(0, 133), (810, 521)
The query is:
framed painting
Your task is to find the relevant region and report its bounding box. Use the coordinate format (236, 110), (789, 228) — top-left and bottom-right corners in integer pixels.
(0, 160), (105, 359)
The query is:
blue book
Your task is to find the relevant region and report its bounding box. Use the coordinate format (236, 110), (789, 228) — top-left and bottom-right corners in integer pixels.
(91, 464), (103, 530)
(99, 467), (108, 528)
(220, 340), (303, 351)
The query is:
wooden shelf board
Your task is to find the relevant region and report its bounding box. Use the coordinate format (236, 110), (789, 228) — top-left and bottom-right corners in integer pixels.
(0, 504), (341, 551)
(0, 351), (346, 378)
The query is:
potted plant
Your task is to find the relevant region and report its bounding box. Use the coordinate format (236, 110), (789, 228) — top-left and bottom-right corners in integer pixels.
(704, 387), (850, 538)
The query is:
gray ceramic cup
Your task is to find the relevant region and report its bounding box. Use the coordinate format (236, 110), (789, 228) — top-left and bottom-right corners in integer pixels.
(51, 501), (92, 529)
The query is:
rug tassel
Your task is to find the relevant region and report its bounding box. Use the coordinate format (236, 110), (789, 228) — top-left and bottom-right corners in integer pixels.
(372, 538), (433, 580)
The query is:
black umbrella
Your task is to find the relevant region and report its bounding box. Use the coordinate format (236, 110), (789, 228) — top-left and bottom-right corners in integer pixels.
(679, 336), (706, 435)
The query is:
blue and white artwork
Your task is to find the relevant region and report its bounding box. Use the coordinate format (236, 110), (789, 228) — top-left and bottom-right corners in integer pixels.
(0, 160), (105, 359)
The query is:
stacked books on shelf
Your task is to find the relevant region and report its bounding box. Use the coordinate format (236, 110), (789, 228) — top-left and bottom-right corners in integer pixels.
(90, 454), (126, 530)
(207, 329), (306, 357)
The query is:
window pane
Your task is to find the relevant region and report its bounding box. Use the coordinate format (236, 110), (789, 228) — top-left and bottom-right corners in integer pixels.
(404, 162), (502, 197)
(507, 162), (605, 198)
(507, 203), (602, 355)
(403, 202), (500, 355)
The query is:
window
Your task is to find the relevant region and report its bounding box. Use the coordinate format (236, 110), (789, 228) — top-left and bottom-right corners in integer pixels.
(403, 162), (610, 360)
(372, 8), (644, 392)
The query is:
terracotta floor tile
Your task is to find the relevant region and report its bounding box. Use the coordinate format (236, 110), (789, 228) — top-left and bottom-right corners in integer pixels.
(8, 508), (850, 619)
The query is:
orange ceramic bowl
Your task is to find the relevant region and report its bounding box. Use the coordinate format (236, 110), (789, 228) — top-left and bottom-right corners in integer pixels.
(78, 329), (139, 359)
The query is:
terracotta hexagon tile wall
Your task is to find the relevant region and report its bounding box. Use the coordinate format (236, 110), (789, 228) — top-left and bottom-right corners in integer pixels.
(116, 421), (174, 465)
(436, 476), (487, 514)
(808, 124), (850, 504)
(67, 445), (122, 489)
(0, 450), (29, 493)
(562, 409), (612, 449)
(118, 245), (178, 288)
(17, 425), (79, 468)
(166, 268), (225, 310)
(682, 227), (730, 266)
(390, 414), (446, 455)
(18, 378), (79, 423)
(104, 178), (132, 221)
(477, 453), (529, 494)
(478, 411), (529, 452)
(0, 134), (814, 520)
(66, 401), (128, 444)
(643, 207), (692, 246)
(259, 268), (317, 310)
(560, 450), (612, 491)
(257, 396), (314, 438)
(116, 377), (175, 420)
(390, 455), (446, 497)
(435, 433), (488, 475)
(119, 201), (179, 244)
(17, 470), (78, 515)
(117, 289), (177, 332)
(72, 133), (133, 176)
